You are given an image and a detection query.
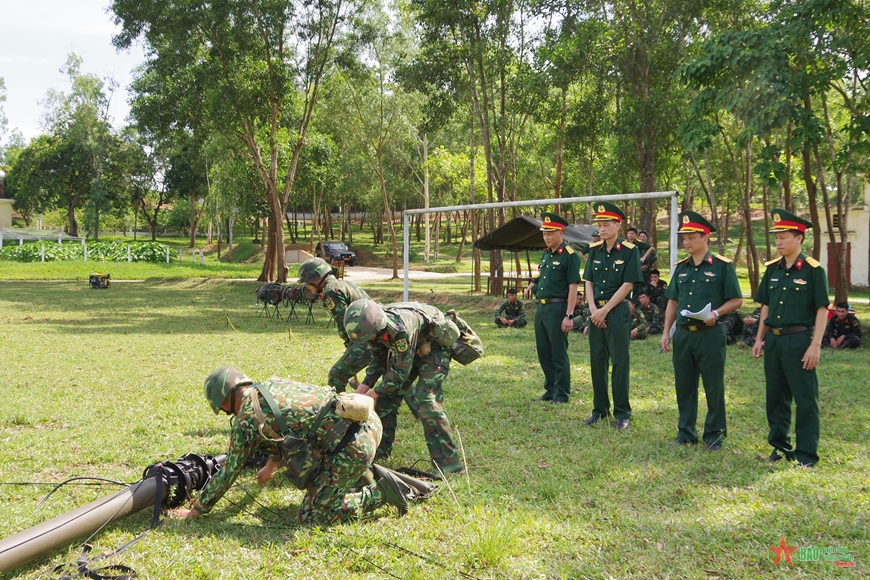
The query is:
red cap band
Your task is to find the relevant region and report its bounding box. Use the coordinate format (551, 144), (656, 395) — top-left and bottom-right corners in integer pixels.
(593, 211), (622, 223)
(679, 222), (711, 235)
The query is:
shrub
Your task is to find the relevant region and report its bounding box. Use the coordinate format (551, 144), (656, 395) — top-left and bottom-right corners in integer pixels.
(0, 241), (170, 263)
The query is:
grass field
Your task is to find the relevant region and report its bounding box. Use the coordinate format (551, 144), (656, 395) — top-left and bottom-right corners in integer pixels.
(0, 274), (867, 579)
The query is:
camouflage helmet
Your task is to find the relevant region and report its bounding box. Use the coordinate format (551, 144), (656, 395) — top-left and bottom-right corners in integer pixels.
(204, 367), (254, 414)
(298, 258), (332, 284)
(343, 299), (388, 343)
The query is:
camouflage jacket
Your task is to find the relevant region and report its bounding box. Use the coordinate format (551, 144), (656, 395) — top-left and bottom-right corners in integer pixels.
(826, 313), (862, 339)
(495, 299), (526, 323)
(631, 308), (649, 338)
(321, 277), (371, 342)
(645, 280), (668, 305)
(638, 302), (662, 329)
(194, 379), (338, 514)
(363, 302), (446, 398)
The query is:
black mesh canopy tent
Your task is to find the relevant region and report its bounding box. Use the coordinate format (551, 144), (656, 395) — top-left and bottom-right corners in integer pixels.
(473, 215), (596, 252)
(472, 215), (597, 295)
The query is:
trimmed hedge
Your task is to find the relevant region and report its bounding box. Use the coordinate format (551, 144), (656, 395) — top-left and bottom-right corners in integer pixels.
(0, 241), (170, 263)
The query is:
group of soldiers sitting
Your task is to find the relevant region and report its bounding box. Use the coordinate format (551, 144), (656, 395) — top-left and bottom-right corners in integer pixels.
(495, 268), (669, 341)
(177, 257), (467, 526)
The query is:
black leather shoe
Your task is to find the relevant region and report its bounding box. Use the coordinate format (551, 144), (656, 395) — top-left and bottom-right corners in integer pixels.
(531, 396), (553, 402)
(615, 418), (630, 431)
(765, 452), (784, 463)
(583, 414), (604, 426)
(707, 443), (722, 452)
(551, 399), (568, 404)
(670, 439), (695, 446)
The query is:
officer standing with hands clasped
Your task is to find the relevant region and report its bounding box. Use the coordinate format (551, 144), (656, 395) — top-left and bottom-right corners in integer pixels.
(525, 212), (581, 404)
(582, 202), (643, 429)
(660, 211), (742, 450)
(753, 209), (829, 468)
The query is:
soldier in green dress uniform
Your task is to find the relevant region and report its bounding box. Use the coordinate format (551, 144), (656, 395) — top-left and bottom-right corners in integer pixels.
(582, 202), (643, 430)
(660, 211), (743, 450)
(752, 209), (829, 467)
(524, 212), (581, 403)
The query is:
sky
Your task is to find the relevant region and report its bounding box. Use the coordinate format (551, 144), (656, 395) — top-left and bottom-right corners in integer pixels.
(0, 0), (146, 141)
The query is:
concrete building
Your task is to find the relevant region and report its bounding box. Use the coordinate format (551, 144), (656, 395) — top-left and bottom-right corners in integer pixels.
(818, 197), (869, 291)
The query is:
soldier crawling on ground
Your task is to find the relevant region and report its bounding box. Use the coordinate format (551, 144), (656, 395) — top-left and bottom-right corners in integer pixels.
(494, 287), (527, 328)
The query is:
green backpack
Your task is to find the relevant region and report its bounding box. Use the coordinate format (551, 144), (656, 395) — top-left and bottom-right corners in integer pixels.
(445, 309), (484, 365)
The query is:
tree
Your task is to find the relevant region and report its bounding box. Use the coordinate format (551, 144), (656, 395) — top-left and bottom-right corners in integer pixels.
(113, 0), (369, 282)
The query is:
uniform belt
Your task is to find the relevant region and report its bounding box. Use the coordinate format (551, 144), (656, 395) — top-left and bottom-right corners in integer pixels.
(678, 323), (717, 332)
(595, 299), (627, 308)
(538, 297), (567, 304)
(769, 325), (809, 336)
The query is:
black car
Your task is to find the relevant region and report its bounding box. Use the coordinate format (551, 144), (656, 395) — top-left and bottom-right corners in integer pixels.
(315, 241), (357, 266)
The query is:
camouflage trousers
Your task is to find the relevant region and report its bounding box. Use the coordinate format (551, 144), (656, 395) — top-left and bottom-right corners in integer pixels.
(298, 411), (384, 525)
(375, 343), (463, 471)
(328, 343), (374, 391)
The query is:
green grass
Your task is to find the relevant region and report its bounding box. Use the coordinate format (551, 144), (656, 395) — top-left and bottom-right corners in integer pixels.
(0, 277), (867, 579)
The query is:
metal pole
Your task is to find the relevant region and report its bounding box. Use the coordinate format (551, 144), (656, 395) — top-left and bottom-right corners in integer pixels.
(0, 479), (161, 573)
(670, 194), (680, 275)
(403, 212), (411, 301)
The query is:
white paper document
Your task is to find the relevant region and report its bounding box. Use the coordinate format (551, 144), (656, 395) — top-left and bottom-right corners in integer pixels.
(680, 303), (712, 321)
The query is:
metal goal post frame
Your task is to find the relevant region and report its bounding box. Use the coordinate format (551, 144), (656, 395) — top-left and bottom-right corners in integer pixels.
(401, 191), (680, 301)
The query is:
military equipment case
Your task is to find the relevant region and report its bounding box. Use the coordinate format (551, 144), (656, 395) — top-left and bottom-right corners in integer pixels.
(446, 309), (484, 365)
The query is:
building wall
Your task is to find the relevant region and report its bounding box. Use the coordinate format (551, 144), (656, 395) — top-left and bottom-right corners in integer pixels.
(0, 199), (13, 228)
(819, 204), (870, 289)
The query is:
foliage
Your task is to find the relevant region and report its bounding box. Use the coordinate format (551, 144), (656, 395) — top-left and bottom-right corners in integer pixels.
(0, 241), (170, 263)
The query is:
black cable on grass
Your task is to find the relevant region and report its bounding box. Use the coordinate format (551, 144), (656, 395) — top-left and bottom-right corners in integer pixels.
(385, 542), (481, 580)
(30, 477), (133, 518)
(348, 548), (405, 580)
(0, 478), (132, 487)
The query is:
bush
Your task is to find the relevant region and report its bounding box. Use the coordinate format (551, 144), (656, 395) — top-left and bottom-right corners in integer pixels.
(0, 241), (170, 263)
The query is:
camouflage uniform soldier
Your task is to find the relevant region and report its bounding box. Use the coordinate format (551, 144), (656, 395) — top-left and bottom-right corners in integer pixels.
(299, 258), (374, 391)
(494, 287), (527, 328)
(741, 308), (761, 347)
(637, 291), (663, 335)
(645, 270), (669, 311)
(345, 300), (465, 474)
(629, 302), (649, 340)
(823, 302), (862, 349)
(177, 367), (411, 525)
(572, 292), (592, 333)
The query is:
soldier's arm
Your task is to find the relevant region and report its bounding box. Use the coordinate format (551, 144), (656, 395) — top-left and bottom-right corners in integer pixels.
(853, 316), (862, 338)
(373, 346), (414, 397)
(516, 303), (526, 323)
(191, 416), (260, 516)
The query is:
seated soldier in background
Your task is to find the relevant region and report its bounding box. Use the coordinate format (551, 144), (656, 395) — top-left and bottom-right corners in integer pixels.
(495, 287), (527, 328)
(572, 290), (591, 333)
(629, 301), (649, 341)
(637, 291), (663, 335)
(637, 230), (657, 284)
(722, 311), (744, 345)
(578, 230), (600, 262)
(741, 308), (761, 347)
(824, 302), (862, 349)
(645, 269), (669, 310)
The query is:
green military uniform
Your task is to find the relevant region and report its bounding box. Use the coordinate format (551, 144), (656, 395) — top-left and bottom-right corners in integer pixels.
(582, 203), (643, 422)
(532, 212), (582, 403)
(646, 279), (669, 310)
(755, 208), (829, 466)
(637, 240), (657, 283)
(194, 378), (385, 525)
(319, 276), (375, 391)
(638, 301), (662, 334)
(359, 302), (463, 472)
(494, 298), (527, 328)
(630, 306), (649, 340)
(742, 308), (761, 346)
(571, 302), (591, 333)
(664, 211), (742, 447)
(824, 312), (861, 349)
